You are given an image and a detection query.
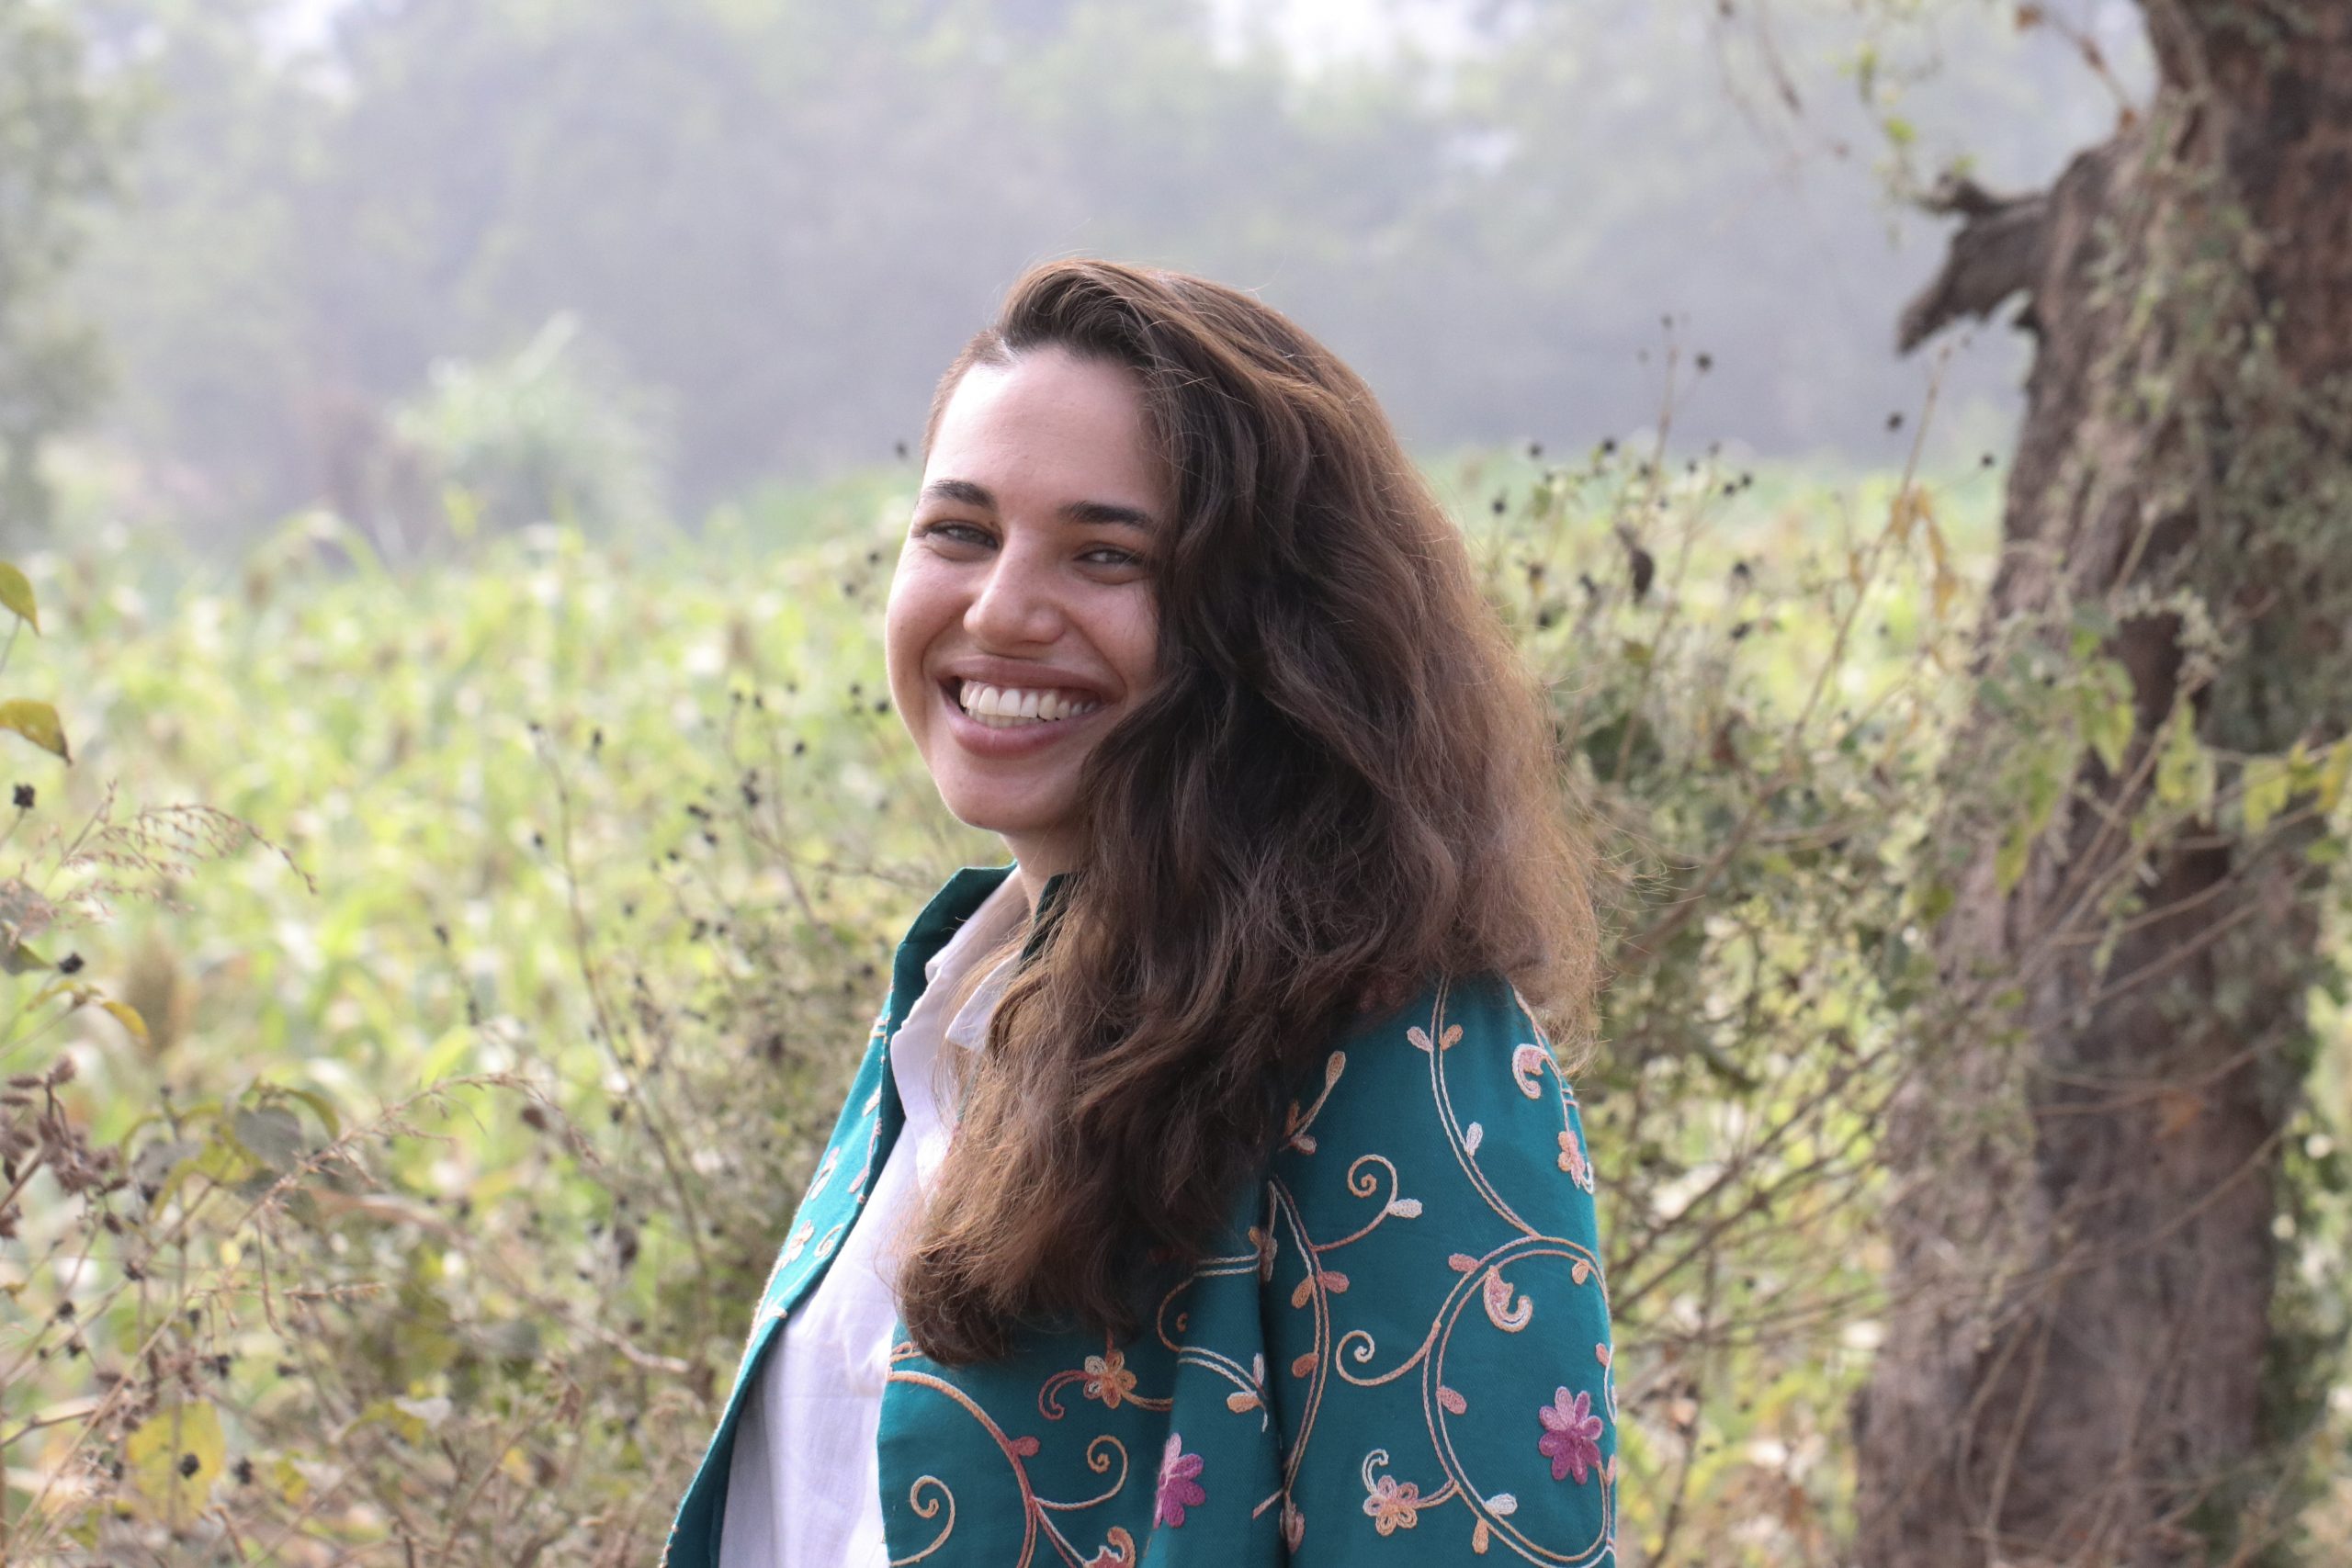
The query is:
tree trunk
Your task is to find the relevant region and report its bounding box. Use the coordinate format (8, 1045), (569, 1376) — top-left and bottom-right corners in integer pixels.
(1855, 3), (2352, 1563)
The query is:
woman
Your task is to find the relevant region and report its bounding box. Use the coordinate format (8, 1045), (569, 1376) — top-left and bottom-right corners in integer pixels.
(666, 260), (1615, 1566)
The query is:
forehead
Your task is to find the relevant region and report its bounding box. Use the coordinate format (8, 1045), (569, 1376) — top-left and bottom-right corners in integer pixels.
(925, 350), (1165, 511)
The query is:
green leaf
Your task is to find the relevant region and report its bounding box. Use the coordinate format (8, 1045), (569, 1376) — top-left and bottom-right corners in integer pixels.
(126, 1400), (224, 1522)
(2241, 756), (2292, 835)
(2154, 709), (2213, 811)
(231, 1104), (306, 1173)
(470, 1317), (542, 1361)
(2316, 738), (2352, 813)
(191, 1133), (260, 1187)
(1995, 819), (2032, 894)
(282, 1085), (343, 1141)
(0, 942), (51, 975)
(1911, 879), (1955, 925)
(0, 699), (68, 761)
(131, 1137), (201, 1192)
(2074, 659), (2135, 773)
(0, 562), (39, 633)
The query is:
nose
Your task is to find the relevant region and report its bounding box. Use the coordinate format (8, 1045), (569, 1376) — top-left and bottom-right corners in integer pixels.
(963, 538), (1063, 649)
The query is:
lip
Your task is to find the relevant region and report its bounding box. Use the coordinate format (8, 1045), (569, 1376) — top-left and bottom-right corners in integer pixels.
(935, 675), (1114, 758)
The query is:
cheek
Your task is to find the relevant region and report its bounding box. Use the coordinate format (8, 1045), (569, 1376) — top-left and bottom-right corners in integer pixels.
(1105, 590), (1161, 691)
(882, 571), (942, 701)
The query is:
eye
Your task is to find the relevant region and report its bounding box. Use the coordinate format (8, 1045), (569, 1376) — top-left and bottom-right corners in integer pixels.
(914, 519), (994, 549)
(1080, 545), (1147, 569)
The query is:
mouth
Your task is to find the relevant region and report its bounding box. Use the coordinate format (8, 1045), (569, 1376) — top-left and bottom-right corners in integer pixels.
(941, 677), (1108, 731)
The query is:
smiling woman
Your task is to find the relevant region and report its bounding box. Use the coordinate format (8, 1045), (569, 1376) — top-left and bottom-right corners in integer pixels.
(665, 260), (1618, 1568)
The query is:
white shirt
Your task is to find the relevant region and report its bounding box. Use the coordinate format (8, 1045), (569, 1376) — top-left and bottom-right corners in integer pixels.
(718, 874), (1029, 1568)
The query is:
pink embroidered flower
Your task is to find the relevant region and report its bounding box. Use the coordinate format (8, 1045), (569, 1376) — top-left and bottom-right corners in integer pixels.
(1558, 1126), (1589, 1186)
(1154, 1433), (1206, 1528)
(1082, 1349), (1138, 1409)
(1538, 1386), (1604, 1484)
(1362, 1473), (1423, 1535)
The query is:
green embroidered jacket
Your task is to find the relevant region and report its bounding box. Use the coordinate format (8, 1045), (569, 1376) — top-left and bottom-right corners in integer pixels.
(664, 863), (1617, 1565)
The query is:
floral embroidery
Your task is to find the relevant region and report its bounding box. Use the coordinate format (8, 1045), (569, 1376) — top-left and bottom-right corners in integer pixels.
(1153, 1433), (1206, 1527)
(1538, 1386), (1605, 1484)
(1482, 1265), (1533, 1331)
(1512, 1042), (1551, 1098)
(1082, 1528), (1137, 1566)
(1363, 1473), (1424, 1535)
(804, 1146), (839, 1202)
(1248, 1223), (1278, 1280)
(1559, 1125), (1589, 1187)
(1083, 1349), (1138, 1409)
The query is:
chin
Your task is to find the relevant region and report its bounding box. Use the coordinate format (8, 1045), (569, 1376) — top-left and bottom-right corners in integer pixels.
(943, 792), (1071, 841)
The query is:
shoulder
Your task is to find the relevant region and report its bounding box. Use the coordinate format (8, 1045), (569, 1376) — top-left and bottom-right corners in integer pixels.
(1268, 965), (1602, 1253)
(1288, 971), (1589, 1170)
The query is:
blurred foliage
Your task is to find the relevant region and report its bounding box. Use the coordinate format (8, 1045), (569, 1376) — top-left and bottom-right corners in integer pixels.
(0, 1), (126, 536)
(6, 412), (2345, 1561)
(61, 0), (2143, 538)
(390, 315), (670, 547)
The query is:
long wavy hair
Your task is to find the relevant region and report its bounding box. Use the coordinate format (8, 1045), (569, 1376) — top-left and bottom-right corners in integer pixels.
(894, 259), (1599, 1365)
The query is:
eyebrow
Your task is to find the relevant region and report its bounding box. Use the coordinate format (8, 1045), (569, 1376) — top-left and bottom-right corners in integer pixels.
(920, 479), (1156, 534)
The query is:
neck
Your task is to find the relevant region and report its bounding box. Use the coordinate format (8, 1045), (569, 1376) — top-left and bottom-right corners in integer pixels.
(1000, 832), (1079, 916)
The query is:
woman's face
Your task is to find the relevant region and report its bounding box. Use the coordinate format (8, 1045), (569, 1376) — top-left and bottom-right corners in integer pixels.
(885, 347), (1167, 881)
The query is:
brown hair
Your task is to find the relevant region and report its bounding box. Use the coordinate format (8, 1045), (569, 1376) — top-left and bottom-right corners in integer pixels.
(896, 259), (1598, 1365)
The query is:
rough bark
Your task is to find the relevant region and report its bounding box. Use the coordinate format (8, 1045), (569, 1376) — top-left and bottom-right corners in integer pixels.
(1854, 3), (2352, 1564)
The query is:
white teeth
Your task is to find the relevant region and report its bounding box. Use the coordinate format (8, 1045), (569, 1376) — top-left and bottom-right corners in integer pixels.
(955, 681), (1102, 728)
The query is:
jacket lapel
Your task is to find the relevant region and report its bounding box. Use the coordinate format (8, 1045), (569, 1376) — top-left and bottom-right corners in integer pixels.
(662, 860), (1028, 1566)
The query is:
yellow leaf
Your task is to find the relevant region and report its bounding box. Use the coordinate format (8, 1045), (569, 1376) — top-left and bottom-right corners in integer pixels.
(0, 562), (38, 632)
(0, 700), (68, 761)
(1888, 485), (1935, 543)
(2242, 756), (2291, 835)
(126, 1400), (225, 1523)
(102, 999), (151, 1045)
(2154, 707), (2214, 811)
(2316, 739), (2352, 813)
